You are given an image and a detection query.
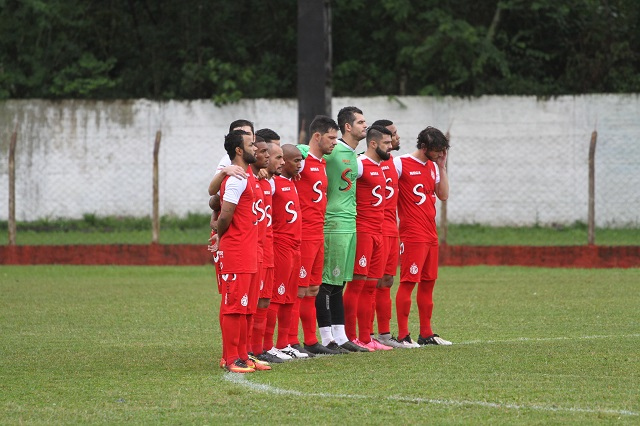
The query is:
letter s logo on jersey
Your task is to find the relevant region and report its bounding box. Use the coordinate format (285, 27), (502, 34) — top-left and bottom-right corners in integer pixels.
(385, 177), (394, 200)
(251, 200), (258, 225)
(413, 184), (427, 205)
(255, 199), (266, 223)
(339, 168), (353, 191)
(265, 205), (272, 227)
(371, 185), (383, 207)
(312, 180), (323, 203)
(285, 201), (298, 223)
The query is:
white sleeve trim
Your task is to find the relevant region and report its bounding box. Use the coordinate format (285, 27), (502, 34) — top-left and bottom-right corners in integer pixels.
(222, 176), (248, 205)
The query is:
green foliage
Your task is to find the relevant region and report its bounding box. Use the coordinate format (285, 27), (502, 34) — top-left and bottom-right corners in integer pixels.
(0, 0), (638, 99)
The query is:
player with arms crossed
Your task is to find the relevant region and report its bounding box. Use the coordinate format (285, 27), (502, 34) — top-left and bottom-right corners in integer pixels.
(394, 126), (452, 347)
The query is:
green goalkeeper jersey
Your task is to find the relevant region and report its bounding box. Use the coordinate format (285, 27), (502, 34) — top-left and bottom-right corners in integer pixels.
(324, 140), (358, 233)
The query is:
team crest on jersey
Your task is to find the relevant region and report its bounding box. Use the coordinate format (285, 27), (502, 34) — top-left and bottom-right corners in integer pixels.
(241, 294), (248, 307)
(332, 266), (341, 277)
(400, 243), (405, 254)
(278, 283), (286, 295)
(359, 255), (367, 267)
(410, 263), (419, 275)
(431, 170), (436, 180)
(299, 266), (307, 279)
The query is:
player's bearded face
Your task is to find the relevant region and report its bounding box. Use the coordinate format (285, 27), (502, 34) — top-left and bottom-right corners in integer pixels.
(376, 145), (391, 161)
(242, 147), (257, 164)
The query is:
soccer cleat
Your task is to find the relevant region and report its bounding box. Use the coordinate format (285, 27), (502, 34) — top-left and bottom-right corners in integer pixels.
(418, 334), (453, 346)
(257, 350), (284, 364)
(352, 338), (375, 352)
(304, 342), (343, 355)
(364, 338), (393, 351)
(248, 353), (272, 369)
(375, 333), (406, 349)
(279, 344), (310, 359)
(225, 359), (255, 373)
(340, 340), (370, 353)
(267, 347), (293, 361)
(245, 358), (271, 371)
(219, 358), (226, 369)
(291, 343), (316, 357)
(326, 341), (351, 354)
(397, 334), (421, 348)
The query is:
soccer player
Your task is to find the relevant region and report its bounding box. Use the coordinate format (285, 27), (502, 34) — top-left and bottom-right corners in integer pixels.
(263, 144), (308, 360)
(343, 125), (394, 351)
(216, 129), (259, 373)
(256, 128), (281, 146)
(368, 119), (405, 349)
(209, 119), (255, 196)
(316, 106), (369, 353)
(288, 115), (343, 356)
(251, 141), (286, 364)
(394, 126), (452, 346)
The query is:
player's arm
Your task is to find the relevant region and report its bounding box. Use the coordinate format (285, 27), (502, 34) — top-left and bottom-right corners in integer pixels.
(217, 201), (237, 238)
(208, 166), (248, 196)
(434, 150), (449, 201)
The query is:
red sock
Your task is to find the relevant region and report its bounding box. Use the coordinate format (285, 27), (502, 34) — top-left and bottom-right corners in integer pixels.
(275, 303), (293, 349)
(343, 279), (365, 341)
(238, 314), (248, 361)
(251, 307), (268, 355)
(288, 296), (302, 345)
(222, 313), (241, 365)
(245, 313), (253, 356)
(219, 302), (225, 362)
(417, 280), (435, 337)
(375, 286), (392, 335)
(264, 303), (280, 352)
(300, 295), (318, 345)
(396, 281), (415, 339)
(357, 280), (376, 343)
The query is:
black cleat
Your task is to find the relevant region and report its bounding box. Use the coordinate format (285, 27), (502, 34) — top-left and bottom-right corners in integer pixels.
(417, 334), (453, 346)
(326, 341), (350, 354)
(292, 343), (316, 358)
(304, 342), (342, 355)
(340, 340), (370, 352)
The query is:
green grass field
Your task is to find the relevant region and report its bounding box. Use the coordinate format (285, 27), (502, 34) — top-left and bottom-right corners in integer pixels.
(2, 215), (639, 245)
(1, 265), (638, 424)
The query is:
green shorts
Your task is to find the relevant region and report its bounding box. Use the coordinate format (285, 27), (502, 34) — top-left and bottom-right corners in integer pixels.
(322, 232), (357, 285)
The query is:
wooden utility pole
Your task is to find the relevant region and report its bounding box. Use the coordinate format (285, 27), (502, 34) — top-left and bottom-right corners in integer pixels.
(152, 130), (162, 244)
(8, 125), (18, 245)
(588, 127), (597, 245)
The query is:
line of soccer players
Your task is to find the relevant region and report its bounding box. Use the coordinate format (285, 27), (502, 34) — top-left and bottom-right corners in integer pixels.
(208, 107), (451, 373)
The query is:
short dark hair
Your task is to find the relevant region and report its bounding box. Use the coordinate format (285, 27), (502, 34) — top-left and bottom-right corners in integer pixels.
(224, 130), (249, 160)
(228, 119), (254, 134)
(309, 115), (339, 136)
(366, 125), (392, 146)
(337, 106), (363, 134)
(372, 119), (393, 127)
(417, 126), (450, 151)
(255, 128), (280, 143)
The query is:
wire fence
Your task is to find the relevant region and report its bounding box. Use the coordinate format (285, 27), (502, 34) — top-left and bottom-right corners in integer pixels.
(2, 97), (639, 246)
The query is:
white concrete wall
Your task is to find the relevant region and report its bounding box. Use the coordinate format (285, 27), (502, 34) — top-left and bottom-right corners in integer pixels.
(1, 95), (639, 226)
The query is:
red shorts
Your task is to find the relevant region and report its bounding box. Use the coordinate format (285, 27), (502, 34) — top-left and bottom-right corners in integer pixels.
(382, 235), (399, 276)
(399, 241), (439, 282)
(272, 245), (301, 304)
(260, 266), (274, 299)
(219, 272), (254, 315)
(353, 233), (385, 279)
(299, 239), (324, 287)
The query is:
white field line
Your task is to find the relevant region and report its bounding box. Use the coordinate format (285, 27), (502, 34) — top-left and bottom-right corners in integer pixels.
(223, 333), (640, 417)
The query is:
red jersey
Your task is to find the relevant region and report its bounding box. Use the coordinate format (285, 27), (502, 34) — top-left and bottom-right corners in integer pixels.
(355, 155), (386, 234)
(252, 172), (266, 262)
(295, 153), (327, 241)
(394, 154), (440, 244)
(258, 178), (274, 268)
(380, 154), (399, 237)
(271, 175), (302, 249)
(218, 171), (258, 273)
